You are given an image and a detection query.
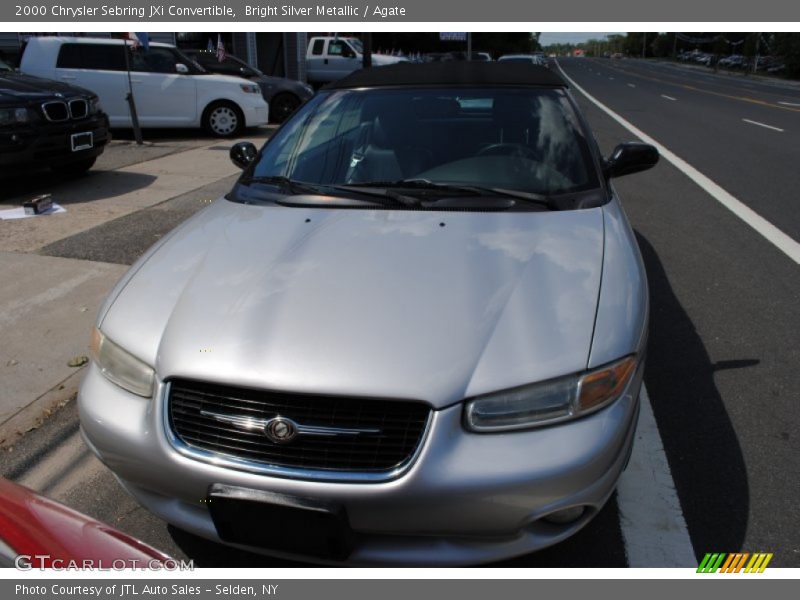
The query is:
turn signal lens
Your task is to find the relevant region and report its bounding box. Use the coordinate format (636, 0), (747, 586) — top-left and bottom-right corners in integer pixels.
(577, 356), (637, 413)
(463, 355), (638, 432)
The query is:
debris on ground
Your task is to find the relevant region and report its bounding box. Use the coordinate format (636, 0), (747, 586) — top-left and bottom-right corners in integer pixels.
(67, 355), (89, 367)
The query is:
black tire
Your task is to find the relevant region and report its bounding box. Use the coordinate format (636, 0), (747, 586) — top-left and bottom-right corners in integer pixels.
(269, 92), (301, 124)
(202, 101), (245, 137)
(51, 157), (96, 177)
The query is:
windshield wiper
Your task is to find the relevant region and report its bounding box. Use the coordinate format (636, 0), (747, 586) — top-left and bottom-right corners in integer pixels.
(238, 175), (323, 195)
(341, 179), (553, 208)
(330, 184), (422, 207)
(239, 176), (416, 208)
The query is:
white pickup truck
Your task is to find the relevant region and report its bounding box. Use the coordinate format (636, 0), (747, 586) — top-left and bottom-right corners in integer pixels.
(306, 36), (408, 84)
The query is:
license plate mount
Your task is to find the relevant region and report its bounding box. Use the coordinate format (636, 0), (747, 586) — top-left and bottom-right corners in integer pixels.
(207, 484), (356, 561)
(71, 132), (93, 152)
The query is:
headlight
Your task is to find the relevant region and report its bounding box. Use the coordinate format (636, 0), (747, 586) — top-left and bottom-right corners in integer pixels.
(90, 328), (155, 398)
(0, 107), (31, 126)
(89, 97), (102, 114)
(240, 84), (260, 94)
(463, 355), (637, 432)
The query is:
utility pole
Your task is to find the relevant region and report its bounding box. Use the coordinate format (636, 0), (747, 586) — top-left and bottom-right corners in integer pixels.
(642, 32), (647, 58)
(467, 32), (472, 61)
(753, 32), (760, 74)
(362, 32), (372, 69)
(122, 38), (143, 145)
(672, 32), (678, 59)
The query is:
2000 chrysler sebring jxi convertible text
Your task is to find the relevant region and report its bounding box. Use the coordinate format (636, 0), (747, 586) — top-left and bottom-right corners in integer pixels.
(79, 62), (658, 565)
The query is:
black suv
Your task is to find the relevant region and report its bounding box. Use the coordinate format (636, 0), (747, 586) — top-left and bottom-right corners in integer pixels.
(0, 58), (109, 176)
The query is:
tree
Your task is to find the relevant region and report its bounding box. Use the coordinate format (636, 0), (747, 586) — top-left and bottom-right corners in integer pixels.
(774, 33), (800, 77)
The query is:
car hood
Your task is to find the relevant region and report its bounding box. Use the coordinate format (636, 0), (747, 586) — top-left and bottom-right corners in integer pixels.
(101, 200), (605, 408)
(194, 72), (260, 89)
(0, 73), (94, 103)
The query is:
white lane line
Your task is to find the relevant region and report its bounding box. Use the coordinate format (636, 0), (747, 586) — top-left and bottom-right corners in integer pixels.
(617, 386), (696, 567)
(556, 59), (800, 265)
(778, 101), (800, 107)
(627, 83), (636, 88)
(742, 118), (784, 132)
(661, 95), (677, 101)
(609, 77), (615, 80)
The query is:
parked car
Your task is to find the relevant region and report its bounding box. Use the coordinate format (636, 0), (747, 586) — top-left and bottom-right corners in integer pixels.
(435, 51), (492, 62)
(20, 37), (269, 137)
(719, 54), (746, 69)
(0, 478), (172, 569)
(183, 50), (314, 124)
(498, 54), (548, 67)
(0, 57), (109, 176)
(79, 61), (656, 566)
(306, 36), (407, 84)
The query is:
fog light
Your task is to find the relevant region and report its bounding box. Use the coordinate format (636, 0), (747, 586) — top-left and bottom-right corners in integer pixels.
(543, 506), (586, 524)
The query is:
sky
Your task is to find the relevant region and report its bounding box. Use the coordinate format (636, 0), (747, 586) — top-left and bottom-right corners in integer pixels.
(538, 32), (624, 46)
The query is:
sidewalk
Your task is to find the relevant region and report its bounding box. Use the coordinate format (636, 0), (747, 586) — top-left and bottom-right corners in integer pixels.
(0, 136), (263, 253)
(0, 134), (265, 446)
(0, 253), (127, 446)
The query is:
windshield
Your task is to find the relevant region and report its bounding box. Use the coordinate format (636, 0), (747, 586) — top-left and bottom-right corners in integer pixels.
(248, 87), (599, 198)
(348, 38), (364, 54)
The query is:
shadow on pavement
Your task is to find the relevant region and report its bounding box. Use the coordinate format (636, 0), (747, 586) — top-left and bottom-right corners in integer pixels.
(1, 169), (157, 205)
(636, 231), (750, 558)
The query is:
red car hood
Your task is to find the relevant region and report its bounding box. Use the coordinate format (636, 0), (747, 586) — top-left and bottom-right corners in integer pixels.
(0, 478), (171, 568)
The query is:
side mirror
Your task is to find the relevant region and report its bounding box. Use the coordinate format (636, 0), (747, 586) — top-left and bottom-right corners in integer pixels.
(175, 63), (189, 74)
(604, 142), (659, 178)
(230, 141), (258, 170)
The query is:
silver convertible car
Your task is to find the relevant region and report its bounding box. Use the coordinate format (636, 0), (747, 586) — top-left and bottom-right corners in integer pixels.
(79, 62), (658, 565)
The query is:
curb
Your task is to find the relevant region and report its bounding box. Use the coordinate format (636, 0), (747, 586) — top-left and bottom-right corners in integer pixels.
(0, 367), (83, 449)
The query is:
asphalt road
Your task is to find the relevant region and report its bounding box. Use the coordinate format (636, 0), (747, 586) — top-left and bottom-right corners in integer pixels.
(2, 63), (799, 567)
(558, 57), (800, 565)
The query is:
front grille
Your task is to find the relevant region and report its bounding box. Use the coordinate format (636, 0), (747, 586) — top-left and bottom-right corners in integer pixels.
(168, 379), (431, 475)
(42, 101), (68, 122)
(68, 99), (88, 119)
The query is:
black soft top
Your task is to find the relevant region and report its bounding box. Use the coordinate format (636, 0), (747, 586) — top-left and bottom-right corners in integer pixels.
(324, 61), (568, 90)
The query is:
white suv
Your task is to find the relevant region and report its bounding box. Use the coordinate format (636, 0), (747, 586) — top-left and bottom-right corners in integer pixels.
(21, 37), (269, 137)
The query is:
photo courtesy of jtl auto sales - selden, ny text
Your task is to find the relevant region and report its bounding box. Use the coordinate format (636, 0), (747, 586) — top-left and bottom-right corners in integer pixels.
(0, 0), (799, 597)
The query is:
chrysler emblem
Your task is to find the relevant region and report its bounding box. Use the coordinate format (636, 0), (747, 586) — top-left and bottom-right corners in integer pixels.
(264, 417), (298, 444)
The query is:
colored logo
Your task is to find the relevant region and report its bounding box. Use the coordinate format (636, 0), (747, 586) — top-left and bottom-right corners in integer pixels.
(697, 552), (773, 573)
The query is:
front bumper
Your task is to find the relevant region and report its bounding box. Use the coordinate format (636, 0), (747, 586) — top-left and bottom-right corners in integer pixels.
(79, 361), (642, 565)
(0, 114), (109, 169)
(239, 96), (269, 128)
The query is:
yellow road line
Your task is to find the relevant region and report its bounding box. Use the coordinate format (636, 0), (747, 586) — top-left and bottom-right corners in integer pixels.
(589, 59), (800, 114)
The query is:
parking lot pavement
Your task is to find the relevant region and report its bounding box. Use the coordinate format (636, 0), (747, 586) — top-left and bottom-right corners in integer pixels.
(0, 132), (269, 254)
(0, 128), (270, 446)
